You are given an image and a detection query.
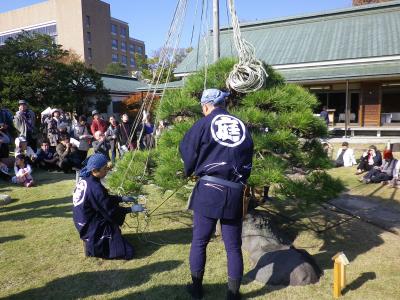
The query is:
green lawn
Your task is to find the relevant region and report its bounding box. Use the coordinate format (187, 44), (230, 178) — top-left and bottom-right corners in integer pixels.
(1, 169), (400, 299)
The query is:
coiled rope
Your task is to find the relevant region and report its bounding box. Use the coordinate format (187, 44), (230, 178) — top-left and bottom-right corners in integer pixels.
(226, 0), (267, 93)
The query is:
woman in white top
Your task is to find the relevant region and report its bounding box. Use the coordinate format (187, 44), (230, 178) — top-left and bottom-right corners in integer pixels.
(335, 142), (356, 167)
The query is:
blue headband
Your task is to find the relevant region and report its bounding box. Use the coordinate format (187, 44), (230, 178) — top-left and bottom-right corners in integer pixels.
(79, 154), (108, 177)
(200, 89), (230, 105)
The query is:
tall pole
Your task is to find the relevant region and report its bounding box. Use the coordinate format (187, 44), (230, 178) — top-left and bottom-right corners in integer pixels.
(345, 80), (349, 138)
(213, 0), (220, 62)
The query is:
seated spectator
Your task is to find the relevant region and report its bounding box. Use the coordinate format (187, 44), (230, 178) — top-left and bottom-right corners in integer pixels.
(12, 154), (34, 187)
(15, 136), (37, 165)
(36, 140), (58, 171)
(389, 160), (400, 188)
(335, 142), (356, 167)
(73, 115), (92, 163)
(56, 134), (81, 173)
(356, 145), (382, 175)
(106, 116), (119, 164)
(0, 123), (11, 158)
(362, 149), (397, 184)
(0, 161), (11, 181)
(92, 131), (110, 160)
(58, 122), (70, 138)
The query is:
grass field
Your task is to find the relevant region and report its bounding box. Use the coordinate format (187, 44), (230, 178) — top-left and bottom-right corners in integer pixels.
(1, 168), (400, 299)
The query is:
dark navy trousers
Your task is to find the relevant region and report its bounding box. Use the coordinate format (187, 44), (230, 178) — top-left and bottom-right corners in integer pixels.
(190, 213), (243, 280)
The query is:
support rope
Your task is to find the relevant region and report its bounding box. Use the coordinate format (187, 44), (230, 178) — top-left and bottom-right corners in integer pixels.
(226, 0), (267, 93)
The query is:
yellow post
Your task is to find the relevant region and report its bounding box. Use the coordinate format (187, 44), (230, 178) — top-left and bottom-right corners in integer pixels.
(341, 263), (346, 289)
(332, 252), (350, 298)
(333, 261), (342, 298)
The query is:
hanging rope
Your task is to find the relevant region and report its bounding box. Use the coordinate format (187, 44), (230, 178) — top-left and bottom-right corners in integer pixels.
(226, 0), (267, 93)
(116, 0), (189, 197)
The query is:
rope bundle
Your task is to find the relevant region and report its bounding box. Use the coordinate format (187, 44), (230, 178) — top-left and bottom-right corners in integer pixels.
(226, 0), (267, 93)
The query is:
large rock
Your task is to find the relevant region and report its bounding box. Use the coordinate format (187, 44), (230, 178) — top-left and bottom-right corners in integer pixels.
(242, 210), (322, 286)
(0, 194), (11, 206)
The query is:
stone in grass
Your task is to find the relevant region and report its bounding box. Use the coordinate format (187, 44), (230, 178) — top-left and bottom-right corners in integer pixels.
(0, 194), (11, 206)
(242, 209), (323, 286)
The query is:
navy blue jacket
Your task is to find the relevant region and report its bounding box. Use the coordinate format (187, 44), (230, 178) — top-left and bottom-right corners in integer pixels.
(179, 107), (253, 219)
(72, 175), (133, 259)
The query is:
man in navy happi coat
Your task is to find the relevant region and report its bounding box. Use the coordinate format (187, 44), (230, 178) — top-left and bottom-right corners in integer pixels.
(72, 154), (144, 260)
(179, 89), (254, 300)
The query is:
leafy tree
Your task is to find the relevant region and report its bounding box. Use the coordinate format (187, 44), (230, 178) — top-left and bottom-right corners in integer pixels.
(109, 58), (344, 210)
(0, 32), (110, 114)
(136, 47), (193, 83)
(104, 62), (129, 76)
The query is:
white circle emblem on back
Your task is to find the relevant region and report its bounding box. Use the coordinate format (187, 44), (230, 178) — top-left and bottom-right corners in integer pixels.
(73, 180), (87, 207)
(210, 114), (246, 147)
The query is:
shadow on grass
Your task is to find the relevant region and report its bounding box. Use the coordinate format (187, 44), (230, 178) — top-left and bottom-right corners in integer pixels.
(126, 227), (192, 259)
(114, 283), (271, 300)
(0, 196), (72, 222)
(0, 235), (25, 244)
(6, 260), (182, 300)
(342, 272), (376, 295)
(263, 191), (400, 272)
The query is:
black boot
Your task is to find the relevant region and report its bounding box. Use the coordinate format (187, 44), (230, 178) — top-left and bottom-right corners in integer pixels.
(226, 277), (241, 300)
(262, 185), (272, 203)
(186, 271), (204, 299)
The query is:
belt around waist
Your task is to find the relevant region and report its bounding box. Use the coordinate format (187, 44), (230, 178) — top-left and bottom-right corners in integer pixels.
(200, 175), (243, 189)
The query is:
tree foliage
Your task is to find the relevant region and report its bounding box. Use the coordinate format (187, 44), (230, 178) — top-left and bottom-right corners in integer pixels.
(0, 32), (110, 114)
(136, 47), (193, 83)
(104, 62), (129, 76)
(110, 58), (343, 209)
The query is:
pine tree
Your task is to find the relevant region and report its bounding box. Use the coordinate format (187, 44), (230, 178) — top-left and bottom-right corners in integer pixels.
(108, 58), (344, 210)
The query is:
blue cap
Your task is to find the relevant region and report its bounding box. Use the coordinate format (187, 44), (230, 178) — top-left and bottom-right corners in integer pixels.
(200, 89), (230, 105)
(79, 153), (108, 177)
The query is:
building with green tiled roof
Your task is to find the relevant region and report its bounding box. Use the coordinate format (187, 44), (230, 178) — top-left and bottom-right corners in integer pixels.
(175, 1), (400, 130)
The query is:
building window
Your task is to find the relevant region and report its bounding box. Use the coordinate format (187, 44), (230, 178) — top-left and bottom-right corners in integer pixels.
(121, 41), (126, 52)
(112, 53), (118, 63)
(112, 39), (118, 50)
(137, 46), (143, 54)
(130, 56), (135, 67)
(0, 23), (57, 46)
(86, 15), (91, 27)
(87, 32), (91, 43)
(121, 55), (127, 65)
(88, 48), (93, 60)
(129, 44), (134, 53)
(120, 27), (127, 38)
(111, 24), (118, 35)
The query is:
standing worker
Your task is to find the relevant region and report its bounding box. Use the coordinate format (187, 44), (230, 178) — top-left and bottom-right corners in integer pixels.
(72, 153), (145, 260)
(180, 89), (254, 300)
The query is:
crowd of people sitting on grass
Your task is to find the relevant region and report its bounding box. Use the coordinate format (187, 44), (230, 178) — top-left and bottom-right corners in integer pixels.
(335, 141), (399, 188)
(0, 99), (157, 187)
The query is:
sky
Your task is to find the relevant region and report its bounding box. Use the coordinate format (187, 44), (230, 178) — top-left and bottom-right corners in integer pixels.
(0, 0), (353, 55)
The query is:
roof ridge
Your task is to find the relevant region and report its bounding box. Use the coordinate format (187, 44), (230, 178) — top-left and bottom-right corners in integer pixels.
(220, 0), (400, 31)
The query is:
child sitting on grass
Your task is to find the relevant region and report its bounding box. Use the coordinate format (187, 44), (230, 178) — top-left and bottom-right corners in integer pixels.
(12, 154), (34, 187)
(15, 136), (37, 165)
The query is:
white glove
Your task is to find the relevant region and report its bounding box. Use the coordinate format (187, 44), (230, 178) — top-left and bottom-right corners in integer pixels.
(131, 204), (145, 213)
(121, 196), (137, 203)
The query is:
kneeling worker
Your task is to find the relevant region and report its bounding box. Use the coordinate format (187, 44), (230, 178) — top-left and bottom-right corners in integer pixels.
(72, 153), (144, 260)
(180, 89), (254, 300)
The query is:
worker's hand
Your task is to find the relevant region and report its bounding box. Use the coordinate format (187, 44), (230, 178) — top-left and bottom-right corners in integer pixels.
(121, 195), (137, 203)
(131, 204), (145, 213)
